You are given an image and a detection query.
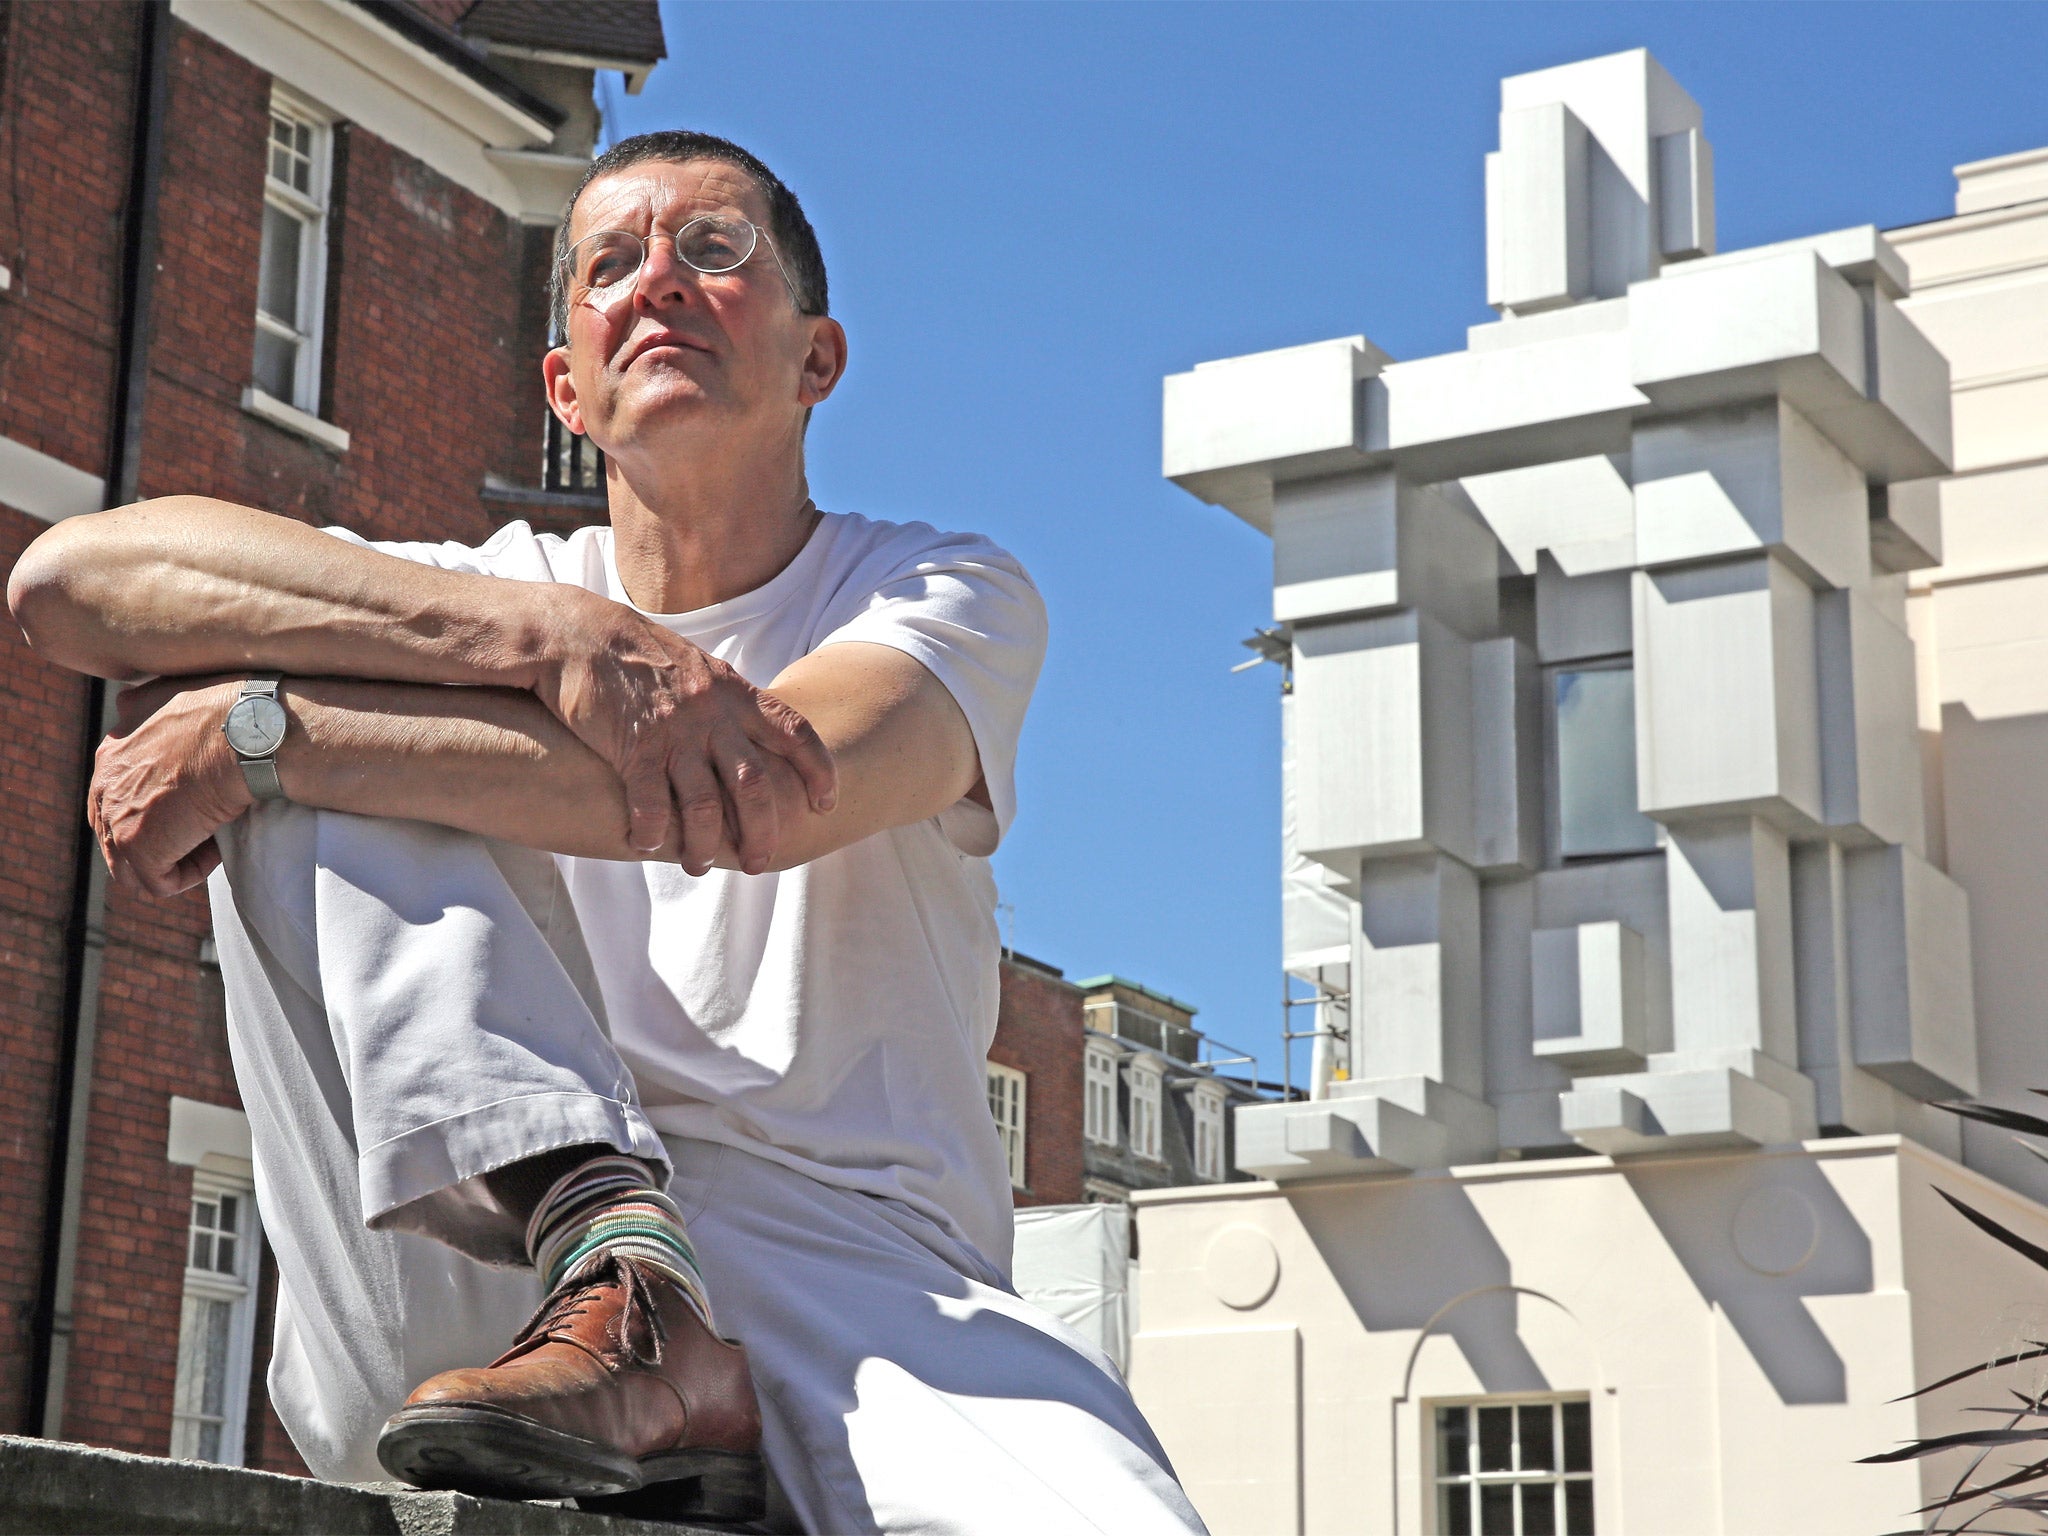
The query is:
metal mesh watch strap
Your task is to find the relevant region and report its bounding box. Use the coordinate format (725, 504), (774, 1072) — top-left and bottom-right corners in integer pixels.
(241, 752), (284, 802)
(227, 676), (288, 803)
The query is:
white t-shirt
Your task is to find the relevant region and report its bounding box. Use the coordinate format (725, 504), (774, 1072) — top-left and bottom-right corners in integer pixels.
(324, 512), (1048, 1270)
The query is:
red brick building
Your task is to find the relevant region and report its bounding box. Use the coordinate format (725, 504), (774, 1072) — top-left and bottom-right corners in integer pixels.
(990, 953), (1089, 1207)
(988, 954), (1265, 1213)
(0, 0), (663, 1472)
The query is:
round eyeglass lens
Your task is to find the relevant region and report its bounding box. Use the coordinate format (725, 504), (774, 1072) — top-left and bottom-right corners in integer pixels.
(570, 230), (644, 296)
(673, 215), (757, 273)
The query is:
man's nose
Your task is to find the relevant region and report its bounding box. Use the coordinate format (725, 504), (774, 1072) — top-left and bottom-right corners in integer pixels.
(631, 238), (701, 312)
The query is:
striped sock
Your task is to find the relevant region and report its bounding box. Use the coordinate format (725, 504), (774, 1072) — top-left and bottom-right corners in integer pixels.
(525, 1154), (719, 1338)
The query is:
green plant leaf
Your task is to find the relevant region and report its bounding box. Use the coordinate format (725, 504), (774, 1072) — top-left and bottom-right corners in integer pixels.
(1937, 1189), (2048, 1273)
(1936, 1101), (2048, 1140)
(1860, 1427), (2048, 1464)
(1892, 1344), (2048, 1403)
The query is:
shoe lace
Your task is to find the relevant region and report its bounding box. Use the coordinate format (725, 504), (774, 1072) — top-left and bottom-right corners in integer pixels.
(503, 1253), (669, 1370)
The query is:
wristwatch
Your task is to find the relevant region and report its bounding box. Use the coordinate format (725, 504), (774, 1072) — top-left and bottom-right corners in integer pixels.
(222, 675), (289, 802)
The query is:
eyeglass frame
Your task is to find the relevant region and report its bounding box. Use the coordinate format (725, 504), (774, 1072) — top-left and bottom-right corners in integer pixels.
(558, 213), (803, 317)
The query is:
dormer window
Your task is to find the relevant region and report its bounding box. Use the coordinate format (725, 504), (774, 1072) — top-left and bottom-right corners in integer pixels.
(1127, 1056), (1165, 1162)
(1191, 1082), (1228, 1181)
(1085, 1039), (1121, 1146)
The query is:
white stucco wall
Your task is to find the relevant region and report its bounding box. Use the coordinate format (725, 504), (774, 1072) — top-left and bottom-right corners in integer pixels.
(1897, 159), (2048, 1215)
(1133, 1138), (2048, 1535)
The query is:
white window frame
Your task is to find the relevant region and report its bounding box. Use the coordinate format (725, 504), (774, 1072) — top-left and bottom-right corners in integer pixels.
(1431, 1395), (1594, 1536)
(987, 1062), (1027, 1189)
(1190, 1082), (1228, 1182)
(1126, 1056), (1165, 1163)
(253, 90), (332, 416)
(169, 1170), (263, 1465)
(1084, 1039), (1122, 1147)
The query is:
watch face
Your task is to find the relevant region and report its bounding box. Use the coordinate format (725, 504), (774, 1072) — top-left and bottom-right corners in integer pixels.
(224, 694), (288, 757)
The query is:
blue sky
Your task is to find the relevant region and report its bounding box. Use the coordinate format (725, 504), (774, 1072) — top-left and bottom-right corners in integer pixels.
(616, 2), (2048, 1083)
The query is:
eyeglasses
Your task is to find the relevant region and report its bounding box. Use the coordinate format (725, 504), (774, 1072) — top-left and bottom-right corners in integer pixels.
(561, 214), (800, 313)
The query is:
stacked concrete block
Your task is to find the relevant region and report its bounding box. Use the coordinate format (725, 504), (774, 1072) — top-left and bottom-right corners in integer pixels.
(1163, 47), (1979, 1180)
(1531, 920), (1648, 1071)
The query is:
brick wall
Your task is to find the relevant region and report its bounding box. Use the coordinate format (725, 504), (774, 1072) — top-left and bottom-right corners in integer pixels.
(0, 0), (141, 1435)
(0, 3), (559, 1469)
(990, 957), (1085, 1207)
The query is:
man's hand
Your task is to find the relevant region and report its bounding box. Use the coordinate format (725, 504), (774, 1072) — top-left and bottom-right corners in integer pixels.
(535, 593), (838, 874)
(89, 677), (253, 898)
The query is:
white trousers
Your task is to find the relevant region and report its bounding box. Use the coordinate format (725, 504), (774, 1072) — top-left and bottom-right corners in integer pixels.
(207, 803), (1204, 1536)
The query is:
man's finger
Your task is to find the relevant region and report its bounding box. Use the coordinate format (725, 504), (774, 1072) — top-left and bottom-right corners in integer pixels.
(712, 729), (778, 876)
(669, 756), (727, 878)
(751, 697), (838, 814)
(163, 838), (223, 895)
(620, 750), (673, 853)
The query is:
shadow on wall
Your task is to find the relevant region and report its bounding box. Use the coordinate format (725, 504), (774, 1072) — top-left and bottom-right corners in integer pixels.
(1286, 1152), (1874, 1407)
(1287, 1177), (1552, 1393)
(1623, 1153), (1870, 1406)
(1940, 701), (2048, 1215)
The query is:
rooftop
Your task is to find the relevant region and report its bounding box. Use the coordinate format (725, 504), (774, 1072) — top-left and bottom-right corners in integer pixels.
(1072, 975), (1201, 1018)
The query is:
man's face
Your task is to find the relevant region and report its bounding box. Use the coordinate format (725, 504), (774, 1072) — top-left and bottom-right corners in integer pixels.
(543, 157), (843, 461)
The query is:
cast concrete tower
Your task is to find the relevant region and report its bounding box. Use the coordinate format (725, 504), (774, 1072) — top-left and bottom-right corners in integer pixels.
(1166, 49), (1966, 1177)
(1134, 50), (2048, 1536)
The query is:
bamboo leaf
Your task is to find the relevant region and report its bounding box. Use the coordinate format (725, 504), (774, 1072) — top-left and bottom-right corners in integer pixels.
(1937, 1101), (2048, 1140)
(1892, 1344), (2048, 1403)
(1861, 1428), (2048, 1464)
(1913, 1457), (2048, 1511)
(1937, 1189), (2048, 1274)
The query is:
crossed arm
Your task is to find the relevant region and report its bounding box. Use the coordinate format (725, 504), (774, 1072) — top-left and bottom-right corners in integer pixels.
(7, 499), (984, 896)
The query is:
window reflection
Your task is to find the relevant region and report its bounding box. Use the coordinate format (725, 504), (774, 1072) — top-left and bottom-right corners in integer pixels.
(1555, 667), (1658, 859)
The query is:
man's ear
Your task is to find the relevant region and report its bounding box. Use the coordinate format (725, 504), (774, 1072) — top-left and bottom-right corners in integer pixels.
(541, 345), (586, 436)
(798, 317), (848, 409)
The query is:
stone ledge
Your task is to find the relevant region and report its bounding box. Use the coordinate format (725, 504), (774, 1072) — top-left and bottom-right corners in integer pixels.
(0, 1435), (725, 1536)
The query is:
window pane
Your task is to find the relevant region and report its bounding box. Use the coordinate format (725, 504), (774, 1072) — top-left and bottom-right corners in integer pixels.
(215, 1235), (237, 1275)
(189, 1229), (211, 1270)
(200, 1297), (233, 1416)
(1519, 1402), (1554, 1470)
(1561, 1400), (1592, 1473)
(1555, 669), (1657, 858)
(1477, 1405), (1513, 1472)
(219, 1195), (238, 1231)
(1478, 1482), (1515, 1536)
(1438, 1406), (1470, 1477)
(1564, 1478), (1595, 1535)
(1523, 1482), (1558, 1536)
(1440, 1484), (1472, 1536)
(253, 329), (297, 402)
(258, 204), (303, 324)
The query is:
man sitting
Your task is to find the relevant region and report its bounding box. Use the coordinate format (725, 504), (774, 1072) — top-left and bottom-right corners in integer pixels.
(9, 130), (1205, 1535)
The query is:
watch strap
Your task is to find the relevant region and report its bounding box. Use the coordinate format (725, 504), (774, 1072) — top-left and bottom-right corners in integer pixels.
(231, 675), (288, 802)
(241, 754), (285, 801)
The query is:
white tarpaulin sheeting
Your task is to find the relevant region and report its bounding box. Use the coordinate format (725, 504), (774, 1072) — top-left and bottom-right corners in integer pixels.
(1011, 1203), (1131, 1374)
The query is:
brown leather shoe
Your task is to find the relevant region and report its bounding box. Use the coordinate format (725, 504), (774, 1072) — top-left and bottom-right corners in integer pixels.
(376, 1254), (763, 1513)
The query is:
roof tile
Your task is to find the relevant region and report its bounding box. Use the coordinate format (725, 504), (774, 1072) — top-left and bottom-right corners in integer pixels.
(459, 0), (667, 65)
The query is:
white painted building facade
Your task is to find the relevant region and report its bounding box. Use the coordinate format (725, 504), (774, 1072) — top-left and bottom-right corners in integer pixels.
(1138, 50), (2048, 1535)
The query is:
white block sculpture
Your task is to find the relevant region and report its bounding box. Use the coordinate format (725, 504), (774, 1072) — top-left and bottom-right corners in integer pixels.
(1168, 49), (1974, 1177)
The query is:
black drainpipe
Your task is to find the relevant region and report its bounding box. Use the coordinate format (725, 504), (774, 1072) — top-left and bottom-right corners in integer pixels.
(25, 0), (171, 1439)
